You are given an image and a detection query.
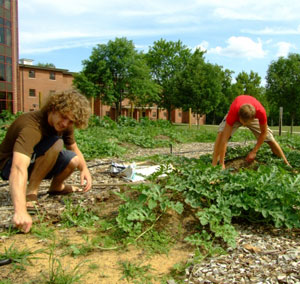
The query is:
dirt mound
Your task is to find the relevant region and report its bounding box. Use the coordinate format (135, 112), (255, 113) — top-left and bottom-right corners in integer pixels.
(225, 157), (259, 171)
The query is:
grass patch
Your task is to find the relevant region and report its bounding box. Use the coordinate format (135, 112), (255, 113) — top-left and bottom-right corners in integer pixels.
(0, 243), (42, 272)
(119, 260), (156, 284)
(60, 198), (100, 228)
(40, 241), (86, 284)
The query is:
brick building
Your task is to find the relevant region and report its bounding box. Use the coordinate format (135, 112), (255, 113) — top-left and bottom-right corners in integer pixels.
(17, 59), (205, 125)
(18, 59), (74, 112)
(0, 0), (18, 114)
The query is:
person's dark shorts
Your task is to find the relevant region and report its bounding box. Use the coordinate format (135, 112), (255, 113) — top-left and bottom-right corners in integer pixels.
(0, 136), (76, 180)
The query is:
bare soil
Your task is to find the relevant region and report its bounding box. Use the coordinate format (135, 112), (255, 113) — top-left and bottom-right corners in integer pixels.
(0, 141), (281, 284)
(0, 142), (223, 283)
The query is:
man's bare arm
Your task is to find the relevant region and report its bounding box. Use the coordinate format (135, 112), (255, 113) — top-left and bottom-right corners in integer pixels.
(9, 152), (32, 233)
(66, 142), (92, 192)
(246, 123), (267, 162)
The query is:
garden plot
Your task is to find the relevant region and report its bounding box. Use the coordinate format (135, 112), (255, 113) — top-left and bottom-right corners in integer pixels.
(0, 141), (299, 284)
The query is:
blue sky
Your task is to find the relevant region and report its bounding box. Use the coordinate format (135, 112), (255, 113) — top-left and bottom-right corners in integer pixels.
(18, 0), (300, 86)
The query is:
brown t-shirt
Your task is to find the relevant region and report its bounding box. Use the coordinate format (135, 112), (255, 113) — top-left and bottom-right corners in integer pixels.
(0, 110), (75, 170)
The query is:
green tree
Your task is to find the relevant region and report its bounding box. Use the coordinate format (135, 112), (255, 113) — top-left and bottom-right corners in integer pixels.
(233, 71), (264, 99)
(174, 49), (223, 126)
(266, 53), (300, 132)
(207, 68), (235, 124)
(73, 37), (159, 120)
(232, 70), (268, 113)
(146, 39), (192, 120)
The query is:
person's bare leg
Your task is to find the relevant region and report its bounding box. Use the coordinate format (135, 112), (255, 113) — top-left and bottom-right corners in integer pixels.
(49, 156), (80, 193)
(212, 132), (223, 166)
(26, 139), (63, 197)
(267, 140), (291, 166)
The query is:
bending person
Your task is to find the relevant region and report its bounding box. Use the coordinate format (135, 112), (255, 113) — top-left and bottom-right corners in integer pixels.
(0, 91), (92, 233)
(212, 95), (290, 169)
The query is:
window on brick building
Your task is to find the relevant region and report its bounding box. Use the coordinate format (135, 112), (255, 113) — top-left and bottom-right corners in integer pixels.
(4, 19), (11, 28)
(49, 72), (55, 80)
(4, 0), (10, 9)
(0, 63), (4, 81)
(0, 56), (12, 82)
(5, 63), (11, 82)
(0, 27), (4, 44)
(106, 111), (110, 116)
(152, 112), (156, 117)
(49, 90), (56, 96)
(29, 70), (35, 78)
(29, 89), (36, 97)
(5, 27), (11, 46)
(0, 92), (13, 113)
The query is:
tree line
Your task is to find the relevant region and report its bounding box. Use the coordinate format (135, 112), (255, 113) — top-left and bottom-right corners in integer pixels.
(73, 37), (300, 126)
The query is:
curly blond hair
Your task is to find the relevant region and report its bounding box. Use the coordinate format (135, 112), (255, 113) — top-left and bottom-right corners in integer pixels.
(41, 91), (91, 129)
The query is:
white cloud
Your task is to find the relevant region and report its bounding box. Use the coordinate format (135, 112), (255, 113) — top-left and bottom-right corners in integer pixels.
(195, 41), (209, 52)
(20, 26), (197, 46)
(23, 0), (101, 15)
(19, 41), (97, 54)
(276, 42), (296, 57)
(17, 0), (300, 80)
(18, 0), (199, 48)
(208, 36), (267, 59)
(19, 26), (198, 54)
(20, 31), (93, 44)
(21, 0), (196, 17)
(214, 8), (264, 21)
(209, 0), (300, 21)
(243, 25), (300, 35)
(157, 15), (198, 25)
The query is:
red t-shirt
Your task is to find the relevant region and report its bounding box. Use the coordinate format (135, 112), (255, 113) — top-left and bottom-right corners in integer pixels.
(226, 95), (267, 126)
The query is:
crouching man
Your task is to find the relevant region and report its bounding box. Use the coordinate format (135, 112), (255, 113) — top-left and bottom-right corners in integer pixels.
(0, 91), (92, 233)
(212, 95), (290, 169)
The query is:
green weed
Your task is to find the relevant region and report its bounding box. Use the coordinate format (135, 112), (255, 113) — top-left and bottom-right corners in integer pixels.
(168, 262), (188, 283)
(60, 198), (99, 228)
(0, 225), (19, 237)
(119, 260), (156, 284)
(63, 235), (96, 257)
(0, 242), (42, 272)
(31, 222), (55, 240)
(0, 280), (13, 284)
(88, 263), (99, 270)
(137, 229), (173, 255)
(41, 241), (86, 284)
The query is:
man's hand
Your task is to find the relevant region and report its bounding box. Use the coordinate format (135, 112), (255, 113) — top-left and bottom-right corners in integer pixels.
(67, 142), (92, 192)
(80, 167), (92, 192)
(246, 151), (256, 163)
(13, 211), (32, 233)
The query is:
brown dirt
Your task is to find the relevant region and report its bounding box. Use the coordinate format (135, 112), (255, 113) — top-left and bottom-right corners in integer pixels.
(0, 232), (191, 284)
(0, 187), (194, 283)
(0, 142), (256, 283)
(225, 157), (259, 171)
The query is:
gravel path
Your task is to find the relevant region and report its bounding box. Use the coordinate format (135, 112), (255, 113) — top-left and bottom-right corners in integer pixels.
(185, 223), (300, 284)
